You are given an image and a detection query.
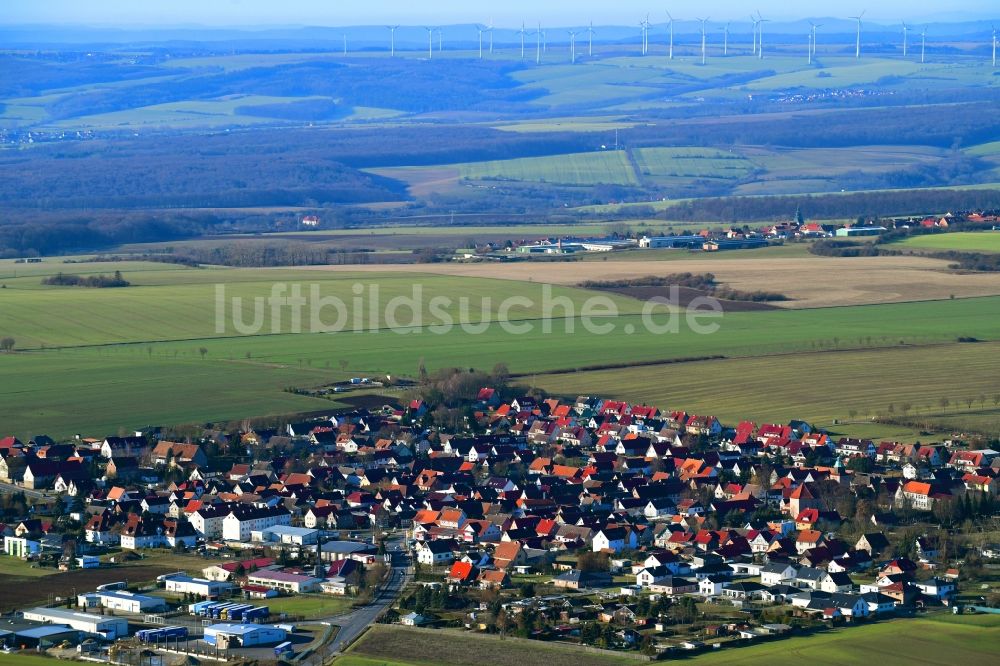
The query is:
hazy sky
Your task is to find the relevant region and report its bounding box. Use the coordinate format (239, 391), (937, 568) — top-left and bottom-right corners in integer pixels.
(4, 0), (996, 27)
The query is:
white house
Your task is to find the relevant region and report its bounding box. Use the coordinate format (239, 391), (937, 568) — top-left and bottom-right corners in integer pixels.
(760, 563), (797, 586)
(592, 527), (636, 553)
(222, 506), (291, 542)
(417, 540), (455, 566)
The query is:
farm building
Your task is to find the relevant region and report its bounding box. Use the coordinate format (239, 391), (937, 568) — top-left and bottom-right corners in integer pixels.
(639, 236), (705, 249)
(77, 590), (167, 613)
(9, 624), (81, 648)
(163, 574), (233, 598)
(836, 226), (886, 237)
(22, 608), (128, 639)
(203, 623), (286, 648)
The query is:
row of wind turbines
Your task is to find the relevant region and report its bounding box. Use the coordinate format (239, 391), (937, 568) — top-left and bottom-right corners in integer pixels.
(368, 13), (999, 68)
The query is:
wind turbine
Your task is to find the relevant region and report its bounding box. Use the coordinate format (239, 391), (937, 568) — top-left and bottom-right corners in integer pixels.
(517, 22), (527, 60)
(343, 33), (348, 56)
(808, 22), (822, 64)
(488, 19), (495, 55)
(425, 27), (434, 59)
(568, 30), (578, 64)
(921, 26), (927, 64)
(535, 23), (542, 64)
(477, 25), (485, 59)
(850, 10), (866, 60)
(666, 11), (676, 59)
(750, 15), (759, 57)
(757, 12), (769, 60)
(993, 25), (997, 68)
(437, 28), (443, 54)
(721, 22), (731, 56)
(902, 22), (910, 58)
(698, 18), (709, 65)
(387, 25), (399, 57)
(587, 22), (595, 57)
(639, 15), (650, 55)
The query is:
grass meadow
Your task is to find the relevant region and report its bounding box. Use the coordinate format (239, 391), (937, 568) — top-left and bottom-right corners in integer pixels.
(894, 231), (1000, 253)
(457, 151), (639, 186)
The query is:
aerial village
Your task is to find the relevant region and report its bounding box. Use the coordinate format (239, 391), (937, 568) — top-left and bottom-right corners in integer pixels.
(0, 384), (998, 662)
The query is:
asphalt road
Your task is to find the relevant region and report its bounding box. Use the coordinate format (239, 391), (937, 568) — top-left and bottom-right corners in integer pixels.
(0, 480), (50, 500)
(322, 541), (412, 655)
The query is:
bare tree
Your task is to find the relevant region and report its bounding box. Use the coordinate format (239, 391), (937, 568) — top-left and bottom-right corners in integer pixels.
(0, 337), (14, 352)
(198, 347), (208, 359)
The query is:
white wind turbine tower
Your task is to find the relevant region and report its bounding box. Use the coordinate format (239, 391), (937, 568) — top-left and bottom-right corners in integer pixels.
(518, 23), (527, 60)
(757, 12), (769, 60)
(722, 23), (731, 56)
(698, 18), (709, 65)
(343, 33), (347, 56)
(437, 28), (443, 54)
(993, 25), (997, 68)
(750, 15), (760, 57)
(587, 22), (596, 57)
(808, 22), (821, 64)
(535, 23), (543, 64)
(902, 22), (910, 58)
(477, 25), (485, 59)
(666, 11), (676, 59)
(425, 27), (434, 59)
(387, 25), (399, 57)
(921, 26), (927, 63)
(851, 10), (866, 60)
(488, 19), (495, 55)
(568, 30), (578, 64)
(639, 15), (650, 55)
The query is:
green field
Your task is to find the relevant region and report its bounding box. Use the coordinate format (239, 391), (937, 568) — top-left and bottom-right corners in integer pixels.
(3, 254), (1000, 437)
(0, 351), (337, 439)
(683, 614), (1000, 666)
(265, 594), (353, 618)
(0, 262), (645, 348)
(534, 342), (1000, 439)
(457, 151), (639, 186)
(894, 232), (1000, 253)
(633, 147), (754, 181)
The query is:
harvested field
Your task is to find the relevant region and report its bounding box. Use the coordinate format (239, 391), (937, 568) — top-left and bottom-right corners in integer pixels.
(340, 625), (637, 666)
(0, 565), (179, 614)
(296, 255), (1000, 308)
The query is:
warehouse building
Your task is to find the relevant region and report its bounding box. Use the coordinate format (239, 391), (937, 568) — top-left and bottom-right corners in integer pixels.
(162, 574), (233, 598)
(251, 525), (319, 545)
(22, 608), (128, 639)
(245, 570), (322, 593)
(203, 623), (286, 648)
(77, 590), (167, 613)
